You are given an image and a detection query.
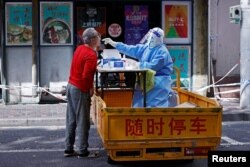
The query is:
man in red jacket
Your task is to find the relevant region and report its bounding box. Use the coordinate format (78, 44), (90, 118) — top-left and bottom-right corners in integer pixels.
(64, 28), (100, 158)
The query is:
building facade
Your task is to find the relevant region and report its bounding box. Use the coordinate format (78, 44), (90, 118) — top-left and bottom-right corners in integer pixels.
(0, 0), (240, 104)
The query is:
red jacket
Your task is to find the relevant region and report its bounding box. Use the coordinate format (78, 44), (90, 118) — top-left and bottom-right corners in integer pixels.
(68, 45), (97, 93)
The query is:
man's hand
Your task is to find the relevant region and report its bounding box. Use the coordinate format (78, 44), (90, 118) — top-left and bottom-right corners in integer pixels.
(102, 38), (117, 47)
(89, 88), (94, 97)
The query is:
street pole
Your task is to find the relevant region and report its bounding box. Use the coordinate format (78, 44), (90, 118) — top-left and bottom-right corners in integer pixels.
(32, 0), (39, 96)
(0, 0), (8, 103)
(240, 0), (250, 108)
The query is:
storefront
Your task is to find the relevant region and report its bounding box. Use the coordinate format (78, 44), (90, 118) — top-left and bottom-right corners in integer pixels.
(0, 0), (196, 103)
(75, 0), (162, 44)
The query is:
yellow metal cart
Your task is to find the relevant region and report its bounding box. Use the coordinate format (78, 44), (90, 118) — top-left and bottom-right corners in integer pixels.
(93, 67), (222, 162)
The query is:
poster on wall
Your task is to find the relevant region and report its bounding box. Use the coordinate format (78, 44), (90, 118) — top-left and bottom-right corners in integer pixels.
(77, 7), (106, 43)
(108, 23), (122, 38)
(40, 2), (73, 45)
(167, 45), (191, 88)
(5, 2), (32, 46)
(162, 1), (191, 44)
(125, 5), (148, 45)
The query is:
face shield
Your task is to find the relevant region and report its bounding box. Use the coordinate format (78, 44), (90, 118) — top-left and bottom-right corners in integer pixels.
(139, 27), (164, 48)
(139, 30), (152, 44)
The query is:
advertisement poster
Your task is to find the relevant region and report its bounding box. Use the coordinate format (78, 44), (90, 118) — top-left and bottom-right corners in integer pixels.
(108, 23), (122, 38)
(167, 45), (191, 88)
(125, 5), (148, 45)
(40, 2), (73, 45)
(5, 2), (32, 46)
(162, 1), (191, 44)
(77, 7), (106, 42)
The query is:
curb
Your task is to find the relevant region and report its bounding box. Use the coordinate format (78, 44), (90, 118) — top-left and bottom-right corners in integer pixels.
(222, 111), (250, 122)
(0, 118), (65, 127)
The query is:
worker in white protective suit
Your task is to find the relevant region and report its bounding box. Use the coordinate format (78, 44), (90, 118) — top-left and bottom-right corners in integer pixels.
(102, 27), (174, 107)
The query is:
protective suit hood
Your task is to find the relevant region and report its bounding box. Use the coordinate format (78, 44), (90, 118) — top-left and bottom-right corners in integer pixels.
(140, 27), (164, 48)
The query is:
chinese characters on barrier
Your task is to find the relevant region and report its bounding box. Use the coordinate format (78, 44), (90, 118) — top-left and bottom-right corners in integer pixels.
(125, 117), (207, 137)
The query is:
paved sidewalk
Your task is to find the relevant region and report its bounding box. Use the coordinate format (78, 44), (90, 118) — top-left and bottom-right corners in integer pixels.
(220, 99), (250, 121)
(0, 99), (250, 127)
(0, 103), (67, 127)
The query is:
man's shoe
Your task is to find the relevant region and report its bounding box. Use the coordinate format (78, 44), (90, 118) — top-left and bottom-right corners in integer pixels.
(88, 151), (100, 158)
(64, 150), (77, 157)
(77, 150), (90, 158)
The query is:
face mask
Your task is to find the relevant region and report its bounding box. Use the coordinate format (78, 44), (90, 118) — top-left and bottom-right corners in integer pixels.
(149, 34), (157, 48)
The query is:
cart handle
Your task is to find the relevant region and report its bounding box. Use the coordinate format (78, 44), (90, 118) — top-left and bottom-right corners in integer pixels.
(173, 66), (181, 89)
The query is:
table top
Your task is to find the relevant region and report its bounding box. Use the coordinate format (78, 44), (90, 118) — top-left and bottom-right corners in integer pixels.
(97, 66), (148, 73)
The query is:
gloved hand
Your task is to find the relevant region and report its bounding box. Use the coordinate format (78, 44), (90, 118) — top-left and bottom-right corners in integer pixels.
(102, 38), (117, 47)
